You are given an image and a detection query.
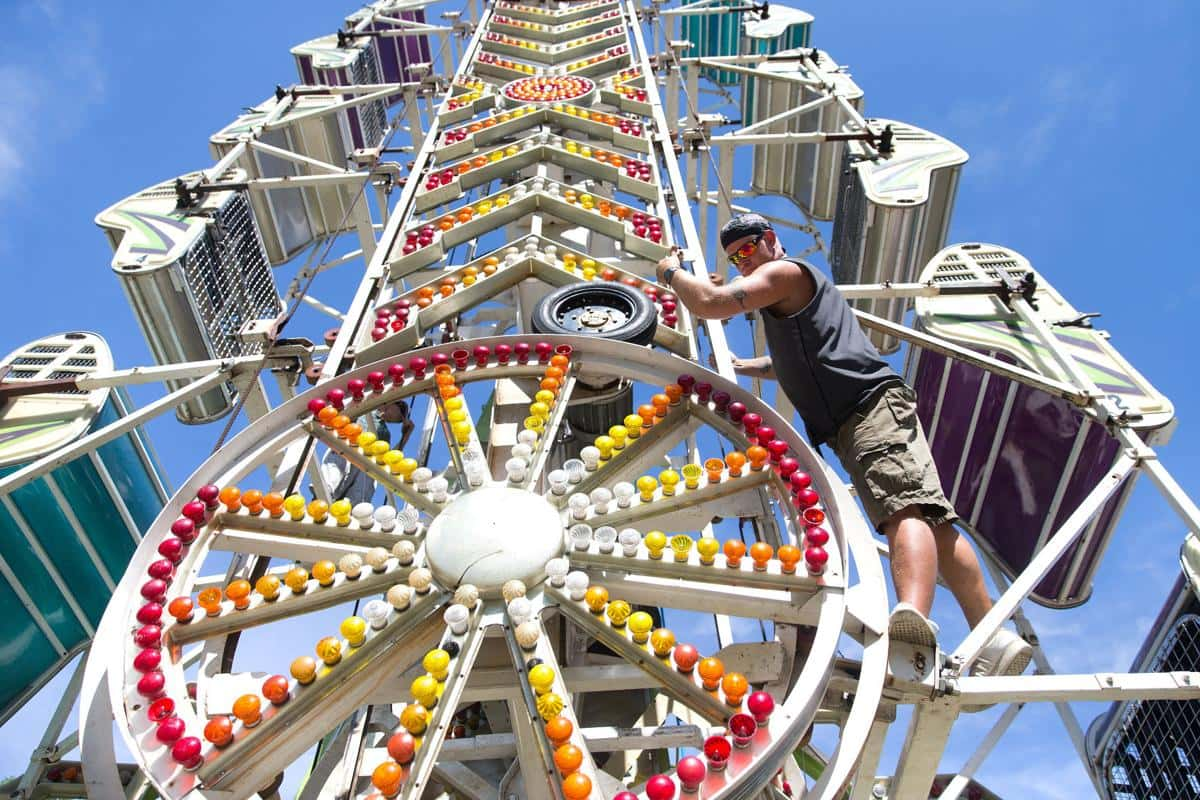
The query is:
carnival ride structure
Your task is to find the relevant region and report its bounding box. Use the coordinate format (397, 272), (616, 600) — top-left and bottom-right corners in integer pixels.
(1, 2), (1198, 800)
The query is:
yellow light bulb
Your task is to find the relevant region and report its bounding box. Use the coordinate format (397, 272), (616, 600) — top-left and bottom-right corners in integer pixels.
(535, 389), (556, 406)
(681, 463), (703, 490)
(659, 469), (680, 496)
(383, 450), (404, 474)
(606, 600), (632, 627)
(585, 585), (609, 613)
(411, 674), (439, 707)
(369, 440), (391, 463)
(400, 703), (428, 735)
(670, 534), (694, 562)
(594, 435), (614, 460)
(448, 409), (468, 425)
(283, 493), (307, 520)
(524, 416), (545, 433)
(307, 499), (329, 523)
(644, 530), (667, 559)
(340, 616), (367, 647)
(423, 649), (450, 681)
(312, 560), (337, 586)
(696, 537), (721, 565)
(452, 420), (472, 445)
(530, 401), (550, 419)
(444, 396), (464, 412)
(536, 692), (564, 721)
(628, 611), (654, 643)
(284, 567), (309, 594)
(358, 431), (378, 451)
(608, 425), (628, 449)
(316, 636), (342, 665)
(398, 458), (419, 480)
(636, 475), (658, 502)
(528, 663), (556, 695)
(651, 628), (676, 657)
(623, 414), (643, 439)
(290, 655), (317, 685)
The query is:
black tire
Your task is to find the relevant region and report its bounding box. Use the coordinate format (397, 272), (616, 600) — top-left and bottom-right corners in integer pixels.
(530, 281), (657, 346)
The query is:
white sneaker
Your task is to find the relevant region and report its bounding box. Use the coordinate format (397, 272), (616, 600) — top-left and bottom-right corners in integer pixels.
(888, 602), (940, 649)
(970, 628), (1033, 678)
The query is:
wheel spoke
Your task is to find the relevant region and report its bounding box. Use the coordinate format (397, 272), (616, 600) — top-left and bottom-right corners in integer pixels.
(431, 386), (476, 493)
(213, 510), (418, 551)
(167, 560), (420, 648)
(501, 610), (603, 800)
(545, 584), (732, 726)
(306, 421), (444, 517)
(195, 589), (450, 795)
(556, 404), (694, 504)
(581, 467), (773, 530)
(523, 371), (578, 490)
(396, 604), (492, 800)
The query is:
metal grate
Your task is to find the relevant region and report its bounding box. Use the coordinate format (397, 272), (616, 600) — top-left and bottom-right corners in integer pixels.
(63, 357), (97, 368)
(181, 191), (282, 361)
(830, 145), (867, 283)
(350, 45), (388, 148)
(1099, 614), (1200, 799)
(46, 370), (89, 394)
(27, 344), (67, 354)
(11, 356), (54, 366)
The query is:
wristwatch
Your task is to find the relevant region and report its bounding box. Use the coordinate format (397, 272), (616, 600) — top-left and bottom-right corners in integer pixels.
(662, 266), (678, 286)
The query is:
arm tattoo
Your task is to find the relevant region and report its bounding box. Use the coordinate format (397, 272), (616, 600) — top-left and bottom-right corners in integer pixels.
(759, 362), (772, 375)
(733, 288), (748, 308)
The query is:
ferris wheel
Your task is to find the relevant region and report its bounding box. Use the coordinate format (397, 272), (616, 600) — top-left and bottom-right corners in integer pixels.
(2, 2), (1199, 800)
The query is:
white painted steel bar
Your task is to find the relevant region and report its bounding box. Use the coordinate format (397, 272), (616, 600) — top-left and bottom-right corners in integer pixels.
(939, 702), (1024, 800)
(957, 671), (1200, 704)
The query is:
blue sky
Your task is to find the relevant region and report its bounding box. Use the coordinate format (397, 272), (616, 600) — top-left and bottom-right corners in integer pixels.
(0, 0), (1197, 797)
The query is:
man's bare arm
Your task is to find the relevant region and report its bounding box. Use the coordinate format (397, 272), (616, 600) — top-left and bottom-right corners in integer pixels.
(656, 254), (806, 320)
(732, 355), (775, 379)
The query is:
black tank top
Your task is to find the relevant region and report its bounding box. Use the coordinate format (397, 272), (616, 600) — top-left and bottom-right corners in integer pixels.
(759, 258), (899, 444)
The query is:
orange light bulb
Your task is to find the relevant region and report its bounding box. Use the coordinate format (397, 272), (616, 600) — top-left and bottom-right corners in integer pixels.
(777, 544), (802, 574)
(225, 579), (252, 610)
(723, 539), (746, 568)
(697, 656), (725, 691)
(721, 671), (748, 705)
(232, 694), (262, 727)
(750, 542), (774, 571)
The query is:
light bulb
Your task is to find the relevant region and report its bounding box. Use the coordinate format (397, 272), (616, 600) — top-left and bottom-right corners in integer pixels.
(580, 446), (601, 470)
(502, 579), (527, 603)
(569, 524), (593, 551)
(341, 616), (368, 647)
(453, 584), (480, 609)
(628, 611), (654, 643)
(392, 539), (416, 565)
(339, 553), (364, 579)
(645, 530), (667, 559)
(589, 487), (612, 515)
(567, 493), (590, 521)
(365, 547), (390, 572)
(517, 428), (539, 447)
(613, 482), (635, 508)
(374, 505), (398, 532)
(618, 529), (641, 557)
(636, 475), (658, 502)
(352, 502), (375, 528)
(363, 599), (391, 629)
(670, 534), (694, 562)
(696, 537), (720, 565)
(659, 469), (680, 496)
(428, 476), (450, 503)
(511, 443), (534, 464)
(547, 469), (569, 496)
(444, 604), (470, 635)
(515, 620), (540, 649)
(409, 568), (433, 593)
(506, 457), (528, 483)
(398, 505), (420, 534)
(387, 584), (413, 610)
(564, 570), (589, 601)
(594, 435), (614, 460)
(563, 459), (585, 484)
(681, 463), (703, 489)
(594, 526), (618, 554)
(507, 596), (533, 626)
(410, 467), (432, 492)
(464, 461), (487, 488)
(545, 557), (570, 586)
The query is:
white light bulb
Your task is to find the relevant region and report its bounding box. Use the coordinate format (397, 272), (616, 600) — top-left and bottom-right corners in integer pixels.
(517, 429), (539, 447)
(397, 505), (420, 534)
(373, 505), (398, 532)
(338, 553), (364, 579)
(412, 467), (433, 491)
(409, 568), (433, 593)
(505, 457), (528, 483)
(547, 469), (569, 496)
(511, 443), (533, 464)
(387, 584), (413, 610)
(524, 239), (539, 255)
(531, 178), (546, 192)
(569, 524), (593, 551)
(515, 620), (541, 650)
(364, 547), (390, 572)
(542, 245), (558, 259)
(464, 461), (488, 488)
(444, 603), (470, 635)
(429, 476), (450, 503)
(567, 492), (591, 520)
(564, 570), (590, 601)
(545, 557), (570, 586)
(563, 459), (585, 483)
(507, 596), (533, 626)
(454, 584), (480, 609)
(618, 528), (641, 557)
(392, 539), (416, 564)
(363, 599), (391, 629)
(352, 502), (376, 527)
(613, 482), (635, 508)
(589, 487), (613, 515)
(580, 446), (601, 470)
(594, 526), (618, 554)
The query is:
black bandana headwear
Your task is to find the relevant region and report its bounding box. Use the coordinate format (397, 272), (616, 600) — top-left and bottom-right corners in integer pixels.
(719, 213), (773, 249)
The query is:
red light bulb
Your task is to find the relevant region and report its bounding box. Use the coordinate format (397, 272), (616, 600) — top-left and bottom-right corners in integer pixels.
(747, 691), (775, 723)
(645, 774), (676, 800)
(676, 756), (705, 792)
(171, 736), (203, 770)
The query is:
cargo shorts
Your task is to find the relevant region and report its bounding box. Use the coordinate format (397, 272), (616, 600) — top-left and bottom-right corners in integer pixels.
(829, 384), (958, 533)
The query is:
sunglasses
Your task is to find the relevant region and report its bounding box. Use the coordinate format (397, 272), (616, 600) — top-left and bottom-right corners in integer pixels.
(727, 234), (764, 266)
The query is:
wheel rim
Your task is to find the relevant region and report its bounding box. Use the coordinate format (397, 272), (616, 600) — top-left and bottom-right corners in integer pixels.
(101, 335), (881, 800)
